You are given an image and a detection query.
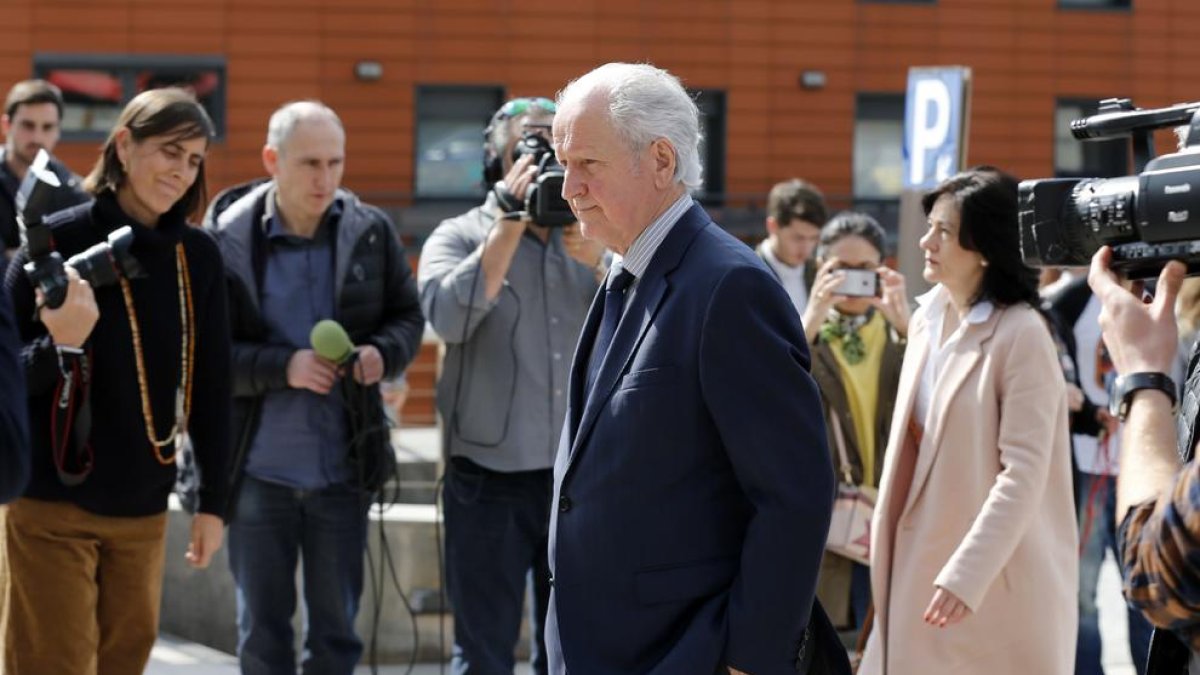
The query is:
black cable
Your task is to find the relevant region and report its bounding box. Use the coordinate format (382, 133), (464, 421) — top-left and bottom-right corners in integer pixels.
(335, 366), (419, 674)
(446, 205), (524, 449)
(434, 471), (446, 675)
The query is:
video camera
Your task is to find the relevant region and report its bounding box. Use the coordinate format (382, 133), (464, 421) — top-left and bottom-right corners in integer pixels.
(1019, 98), (1200, 279)
(19, 149), (143, 309)
(511, 131), (575, 228)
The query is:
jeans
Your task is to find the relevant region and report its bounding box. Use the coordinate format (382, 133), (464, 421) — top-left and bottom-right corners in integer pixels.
(228, 475), (369, 675)
(1075, 471), (1152, 675)
(444, 457), (552, 675)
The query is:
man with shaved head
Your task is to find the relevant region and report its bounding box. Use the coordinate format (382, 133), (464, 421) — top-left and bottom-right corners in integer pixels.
(206, 100), (424, 673)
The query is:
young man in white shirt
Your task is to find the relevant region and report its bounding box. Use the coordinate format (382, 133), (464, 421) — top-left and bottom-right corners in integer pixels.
(756, 178), (828, 317)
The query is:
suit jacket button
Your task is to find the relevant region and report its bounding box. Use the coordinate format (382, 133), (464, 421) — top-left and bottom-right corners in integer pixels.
(558, 495), (572, 513)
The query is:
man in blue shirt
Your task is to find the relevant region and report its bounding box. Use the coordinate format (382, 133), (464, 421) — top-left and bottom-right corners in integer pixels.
(208, 101), (424, 674)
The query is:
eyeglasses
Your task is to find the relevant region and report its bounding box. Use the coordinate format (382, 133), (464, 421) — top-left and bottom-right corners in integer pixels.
(499, 97), (556, 118)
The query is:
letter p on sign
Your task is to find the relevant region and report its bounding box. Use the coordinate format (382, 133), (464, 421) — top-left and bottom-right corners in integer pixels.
(903, 67), (970, 191)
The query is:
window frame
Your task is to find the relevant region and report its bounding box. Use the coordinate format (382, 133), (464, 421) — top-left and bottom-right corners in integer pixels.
(33, 52), (227, 142)
(1057, 0), (1131, 11)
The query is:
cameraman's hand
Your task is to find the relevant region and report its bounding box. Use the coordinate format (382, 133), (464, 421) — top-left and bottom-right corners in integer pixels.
(39, 267), (99, 349)
(287, 349), (338, 395)
(1088, 246), (1183, 374)
(494, 154), (538, 225)
(350, 345), (385, 386)
(801, 257), (847, 343)
(872, 266), (911, 337)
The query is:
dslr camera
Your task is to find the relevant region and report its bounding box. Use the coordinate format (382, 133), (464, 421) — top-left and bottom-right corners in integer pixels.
(510, 131), (575, 228)
(1019, 98), (1200, 279)
(19, 149), (143, 309)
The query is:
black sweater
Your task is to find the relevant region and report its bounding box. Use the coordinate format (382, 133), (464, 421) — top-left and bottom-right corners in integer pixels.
(4, 192), (232, 518)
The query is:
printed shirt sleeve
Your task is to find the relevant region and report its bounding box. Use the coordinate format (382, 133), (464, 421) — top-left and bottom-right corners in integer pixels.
(1120, 460), (1200, 650)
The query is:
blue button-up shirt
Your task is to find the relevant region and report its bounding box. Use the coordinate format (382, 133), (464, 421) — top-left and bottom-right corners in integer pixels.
(245, 203), (349, 489)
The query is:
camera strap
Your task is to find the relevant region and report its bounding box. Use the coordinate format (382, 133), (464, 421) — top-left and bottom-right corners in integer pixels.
(50, 347), (94, 486)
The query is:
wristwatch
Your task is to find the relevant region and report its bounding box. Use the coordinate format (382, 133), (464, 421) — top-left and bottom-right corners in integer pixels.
(1109, 372), (1178, 422)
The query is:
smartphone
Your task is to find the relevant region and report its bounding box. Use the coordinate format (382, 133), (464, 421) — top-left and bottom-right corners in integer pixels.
(834, 268), (880, 297)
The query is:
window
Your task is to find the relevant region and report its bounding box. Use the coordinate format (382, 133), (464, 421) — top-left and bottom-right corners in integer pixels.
(1055, 99), (1129, 178)
(854, 93), (905, 199)
(34, 54), (226, 140)
(693, 89), (726, 202)
(1059, 0), (1130, 9)
(414, 86), (504, 199)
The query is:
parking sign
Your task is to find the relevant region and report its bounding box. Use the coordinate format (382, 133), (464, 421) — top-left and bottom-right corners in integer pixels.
(904, 67), (972, 190)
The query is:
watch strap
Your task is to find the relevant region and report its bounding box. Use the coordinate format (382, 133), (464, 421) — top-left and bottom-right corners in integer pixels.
(1112, 371), (1178, 422)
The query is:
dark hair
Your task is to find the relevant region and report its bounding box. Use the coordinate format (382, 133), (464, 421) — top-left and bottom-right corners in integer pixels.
(84, 88), (215, 221)
(5, 79), (64, 120)
(818, 211), (887, 260)
(921, 167), (1039, 307)
(767, 178), (828, 228)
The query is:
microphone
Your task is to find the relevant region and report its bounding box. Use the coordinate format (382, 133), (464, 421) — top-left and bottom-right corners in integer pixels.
(310, 319), (356, 365)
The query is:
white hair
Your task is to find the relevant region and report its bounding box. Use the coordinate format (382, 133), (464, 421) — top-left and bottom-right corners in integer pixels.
(556, 63), (703, 190)
(266, 100), (343, 152)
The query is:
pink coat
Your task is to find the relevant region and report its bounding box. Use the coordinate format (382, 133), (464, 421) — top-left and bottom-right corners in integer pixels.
(859, 301), (1077, 675)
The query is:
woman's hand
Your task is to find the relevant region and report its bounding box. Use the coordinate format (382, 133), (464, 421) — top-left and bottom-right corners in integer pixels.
(872, 266), (910, 337)
(801, 257), (847, 343)
(186, 513), (225, 569)
(924, 586), (972, 627)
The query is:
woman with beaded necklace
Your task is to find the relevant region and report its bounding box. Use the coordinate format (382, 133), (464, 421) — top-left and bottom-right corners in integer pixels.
(3, 88), (230, 674)
(801, 211), (910, 652)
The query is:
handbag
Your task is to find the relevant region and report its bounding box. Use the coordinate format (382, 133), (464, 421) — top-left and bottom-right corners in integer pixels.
(825, 413), (875, 566)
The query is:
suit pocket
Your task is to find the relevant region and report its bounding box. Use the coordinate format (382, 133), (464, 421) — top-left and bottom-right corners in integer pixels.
(634, 556), (737, 606)
(618, 366), (679, 391)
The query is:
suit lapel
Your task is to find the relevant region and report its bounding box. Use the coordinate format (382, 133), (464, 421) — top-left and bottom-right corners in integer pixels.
(563, 204), (709, 479)
(902, 307), (1002, 515)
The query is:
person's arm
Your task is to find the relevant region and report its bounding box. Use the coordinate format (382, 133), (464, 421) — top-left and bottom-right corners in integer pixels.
(187, 234), (233, 522)
(698, 265), (835, 674)
(931, 313), (1065, 615)
(418, 164), (539, 345)
(1086, 247), (1200, 634)
(359, 212), (425, 379)
(1086, 247), (1185, 519)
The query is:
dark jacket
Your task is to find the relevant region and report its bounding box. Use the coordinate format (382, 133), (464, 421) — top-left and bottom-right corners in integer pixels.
(4, 192), (232, 517)
(206, 180), (424, 517)
(0, 268), (28, 503)
(547, 204), (847, 675)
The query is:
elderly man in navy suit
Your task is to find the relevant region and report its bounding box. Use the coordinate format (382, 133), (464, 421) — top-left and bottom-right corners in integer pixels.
(546, 62), (847, 675)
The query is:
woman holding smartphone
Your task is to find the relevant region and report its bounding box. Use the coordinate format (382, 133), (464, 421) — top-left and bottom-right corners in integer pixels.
(802, 212), (909, 648)
(3, 88), (230, 673)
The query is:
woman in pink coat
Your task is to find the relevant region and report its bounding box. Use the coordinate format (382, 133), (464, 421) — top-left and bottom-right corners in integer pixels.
(859, 168), (1077, 674)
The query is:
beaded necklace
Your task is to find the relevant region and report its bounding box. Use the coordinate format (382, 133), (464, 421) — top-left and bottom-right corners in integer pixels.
(117, 242), (195, 464)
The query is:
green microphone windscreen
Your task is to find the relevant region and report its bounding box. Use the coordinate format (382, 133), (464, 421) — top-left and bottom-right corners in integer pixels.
(310, 319), (354, 364)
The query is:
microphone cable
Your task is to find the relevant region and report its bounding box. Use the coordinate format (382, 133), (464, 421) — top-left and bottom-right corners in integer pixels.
(334, 360), (420, 675)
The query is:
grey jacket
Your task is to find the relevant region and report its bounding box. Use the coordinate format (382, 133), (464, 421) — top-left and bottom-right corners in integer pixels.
(418, 197), (598, 472)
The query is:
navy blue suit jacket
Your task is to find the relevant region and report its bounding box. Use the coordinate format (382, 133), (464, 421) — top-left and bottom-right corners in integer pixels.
(0, 263), (29, 503)
(547, 204), (846, 674)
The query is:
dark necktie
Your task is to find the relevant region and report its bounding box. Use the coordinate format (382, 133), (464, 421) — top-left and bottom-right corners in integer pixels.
(585, 266), (636, 397)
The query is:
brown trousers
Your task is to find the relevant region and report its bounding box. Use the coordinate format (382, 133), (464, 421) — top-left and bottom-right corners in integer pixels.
(2, 498), (167, 675)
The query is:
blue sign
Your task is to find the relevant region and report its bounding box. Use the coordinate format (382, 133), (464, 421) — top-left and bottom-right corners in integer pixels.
(903, 67), (971, 190)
